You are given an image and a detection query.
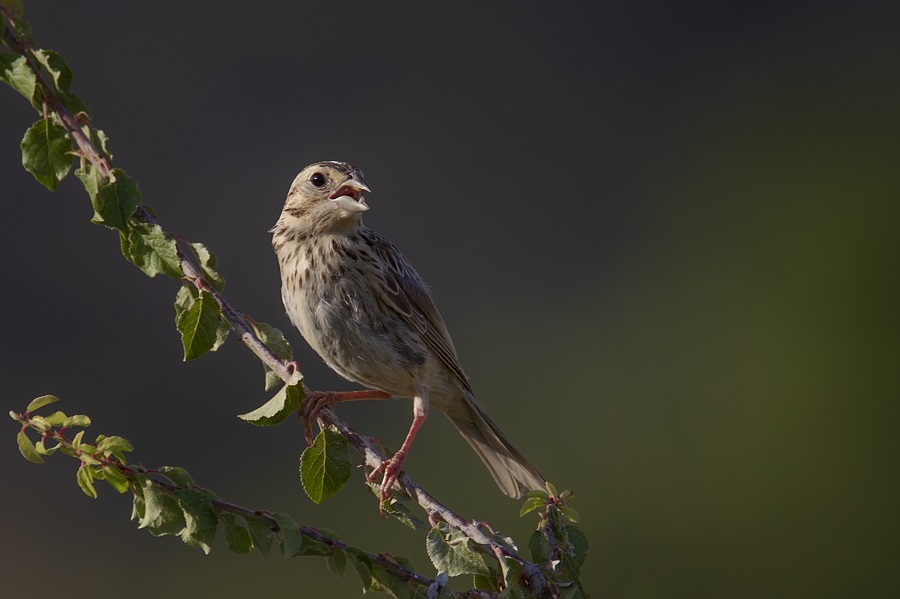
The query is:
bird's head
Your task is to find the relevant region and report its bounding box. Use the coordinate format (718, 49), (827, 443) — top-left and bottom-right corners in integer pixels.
(277, 161), (371, 234)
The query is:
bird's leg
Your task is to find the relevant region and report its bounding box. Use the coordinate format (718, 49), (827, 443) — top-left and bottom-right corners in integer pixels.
(368, 395), (429, 510)
(301, 389), (391, 445)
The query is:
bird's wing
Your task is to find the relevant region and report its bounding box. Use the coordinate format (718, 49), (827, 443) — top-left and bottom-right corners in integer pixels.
(364, 230), (473, 392)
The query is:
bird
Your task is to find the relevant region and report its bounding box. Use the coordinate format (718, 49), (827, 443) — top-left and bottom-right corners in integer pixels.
(271, 160), (546, 503)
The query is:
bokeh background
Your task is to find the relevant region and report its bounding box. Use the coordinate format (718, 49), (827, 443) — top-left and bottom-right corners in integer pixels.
(2, 2), (898, 597)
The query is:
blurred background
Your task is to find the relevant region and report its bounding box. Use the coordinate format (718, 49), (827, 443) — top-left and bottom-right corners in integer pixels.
(2, 1), (898, 597)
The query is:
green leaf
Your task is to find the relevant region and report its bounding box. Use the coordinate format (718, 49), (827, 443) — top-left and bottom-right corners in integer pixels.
(175, 289), (221, 360)
(71, 430), (85, 449)
(270, 512), (303, 558)
(77, 464), (98, 498)
(256, 322), (293, 391)
(221, 513), (253, 554)
(299, 427), (352, 504)
(370, 564), (412, 599)
(136, 478), (186, 537)
(426, 523), (491, 577)
(20, 118), (71, 191)
(17, 431), (44, 464)
(29, 415), (51, 432)
(345, 548), (374, 591)
(0, 53), (36, 104)
(126, 221), (182, 278)
(30, 50), (87, 114)
(379, 495), (428, 531)
(174, 489), (218, 554)
(519, 495), (545, 517)
(565, 525), (590, 568)
(157, 466), (194, 488)
(62, 414), (91, 428)
(326, 549), (347, 577)
(96, 435), (133, 458)
(528, 529), (550, 564)
(102, 465), (130, 493)
(44, 410), (68, 426)
(25, 394), (59, 414)
(34, 440), (60, 456)
(243, 514), (275, 556)
(188, 242), (225, 291)
(212, 318), (230, 352)
(473, 570), (501, 592)
(238, 381), (303, 427)
(561, 506), (581, 523)
(93, 128), (112, 159)
(91, 168), (141, 231)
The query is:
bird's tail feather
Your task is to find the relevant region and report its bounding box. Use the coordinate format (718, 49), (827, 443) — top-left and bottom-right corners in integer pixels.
(446, 394), (546, 498)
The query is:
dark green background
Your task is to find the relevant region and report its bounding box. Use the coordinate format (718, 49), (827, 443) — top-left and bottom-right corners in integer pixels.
(2, 2), (898, 597)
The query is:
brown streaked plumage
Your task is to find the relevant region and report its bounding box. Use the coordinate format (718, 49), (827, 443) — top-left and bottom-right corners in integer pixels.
(271, 161), (545, 502)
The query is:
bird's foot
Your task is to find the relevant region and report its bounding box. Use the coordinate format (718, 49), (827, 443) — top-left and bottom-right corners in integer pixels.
(368, 450), (407, 513)
(300, 389), (392, 445)
(300, 391), (338, 445)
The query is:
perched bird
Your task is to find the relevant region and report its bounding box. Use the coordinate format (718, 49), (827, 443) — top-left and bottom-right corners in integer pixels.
(271, 161), (545, 502)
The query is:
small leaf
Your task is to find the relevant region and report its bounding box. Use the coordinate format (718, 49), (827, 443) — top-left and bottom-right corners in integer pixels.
(0, 53), (36, 104)
(561, 506), (581, 523)
(94, 129), (112, 159)
(175, 489), (218, 554)
(188, 242), (225, 291)
(212, 318), (231, 352)
(175, 289), (221, 360)
(370, 564), (412, 599)
(96, 435), (134, 457)
(299, 427), (352, 504)
(243, 514), (275, 556)
(21, 118), (71, 191)
(473, 571), (501, 592)
(126, 221), (183, 278)
(77, 464), (98, 498)
(90, 168), (141, 230)
(17, 431), (44, 464)
(157, 466), (194, 487)
(270, 512), (303, 558)
(326, 549), (347, 577)
(426, 523), (490, 577)
(31, 49), (87, 114)
(256, 322), (293, 391)
(29, 415), (51, 432)
(519, 495), (545, 517)
(345, 548), (374, 591)
(137, 478), (186, 536)
(102, 465), (130, 493)
(44, 411), (68, 426)
(528, 529), (550, 564)
(62, 414), (91, 428)
(26, 394), (59, 413)
(238, 381), (303, 427)
(71, 430), (85, 449)
(380, 495), (429, 530)
(221, 513), (253, 554)
(34, 440), (57, 456)
(565, 525), (590, 568)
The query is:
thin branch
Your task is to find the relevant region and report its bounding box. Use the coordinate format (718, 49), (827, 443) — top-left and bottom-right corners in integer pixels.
(2, 13), (554, 597)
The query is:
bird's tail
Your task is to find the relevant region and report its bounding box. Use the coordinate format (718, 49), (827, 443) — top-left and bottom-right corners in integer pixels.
(446, 393), (546, 498)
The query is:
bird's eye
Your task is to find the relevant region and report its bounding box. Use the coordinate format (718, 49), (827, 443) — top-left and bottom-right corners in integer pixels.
(310, 173), (326, 187)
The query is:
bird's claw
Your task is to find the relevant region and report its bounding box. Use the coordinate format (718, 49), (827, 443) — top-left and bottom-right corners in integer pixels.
(300, 391), (337, 445)
(368, 450), (407, 513)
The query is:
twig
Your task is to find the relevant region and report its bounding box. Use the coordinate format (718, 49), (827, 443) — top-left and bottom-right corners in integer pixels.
(2, 13), (553, 596)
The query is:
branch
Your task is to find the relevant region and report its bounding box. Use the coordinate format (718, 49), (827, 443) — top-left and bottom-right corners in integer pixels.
(1, 7), (587, 597)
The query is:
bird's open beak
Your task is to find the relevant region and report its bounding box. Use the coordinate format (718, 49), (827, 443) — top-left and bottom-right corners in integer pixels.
(329, 173), (371, 213)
